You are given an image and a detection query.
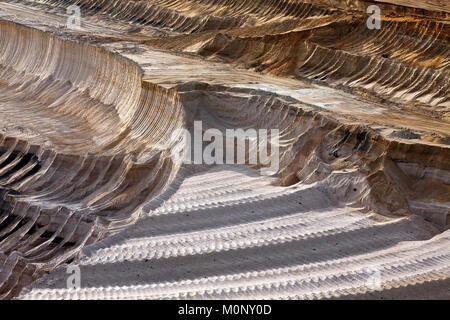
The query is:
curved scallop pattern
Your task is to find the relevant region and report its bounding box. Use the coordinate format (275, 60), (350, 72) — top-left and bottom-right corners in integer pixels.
(0, 20), (185, 298)
(191, 21), (449, 114)
(0, 0), (448, 299)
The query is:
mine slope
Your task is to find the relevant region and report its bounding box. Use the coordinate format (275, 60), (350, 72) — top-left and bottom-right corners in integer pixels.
(0, 0), (448, 299)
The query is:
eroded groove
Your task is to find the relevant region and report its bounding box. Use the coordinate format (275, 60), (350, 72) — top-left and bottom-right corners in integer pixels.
(0, 0), (448, 300)
(0, 19), (185, 298)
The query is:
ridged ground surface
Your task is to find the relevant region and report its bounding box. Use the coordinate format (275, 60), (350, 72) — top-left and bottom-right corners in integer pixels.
(0, 0), (448, 299)
(19, 166), (450, 299)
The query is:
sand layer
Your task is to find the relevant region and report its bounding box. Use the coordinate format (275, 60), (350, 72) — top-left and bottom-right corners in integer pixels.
(0, 0), (448, 299)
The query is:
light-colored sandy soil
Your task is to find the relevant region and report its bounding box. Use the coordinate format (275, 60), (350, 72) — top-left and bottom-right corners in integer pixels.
(19, 166), (450, 299)
(0, 0), (448, 299)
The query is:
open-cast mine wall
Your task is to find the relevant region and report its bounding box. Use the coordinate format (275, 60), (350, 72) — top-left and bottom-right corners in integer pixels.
(0, 0), (448, 299)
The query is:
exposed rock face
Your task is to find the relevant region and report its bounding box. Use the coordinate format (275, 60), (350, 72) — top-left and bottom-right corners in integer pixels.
(0, 0), (448, 299)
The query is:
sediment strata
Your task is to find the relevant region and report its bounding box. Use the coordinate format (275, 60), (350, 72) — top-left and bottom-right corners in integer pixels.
(0, 19), (184, 298)
(0, 0), (448, 299)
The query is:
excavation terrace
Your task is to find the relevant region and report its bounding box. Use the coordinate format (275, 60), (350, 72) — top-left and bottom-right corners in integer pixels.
(0, 0), (449, 299)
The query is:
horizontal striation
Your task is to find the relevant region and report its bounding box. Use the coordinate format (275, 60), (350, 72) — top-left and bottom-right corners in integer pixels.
(18, 166), (449, 300)
(0, 0), (448, 300)
(0, 20), (186, 298)
(176, 84), (450, 226)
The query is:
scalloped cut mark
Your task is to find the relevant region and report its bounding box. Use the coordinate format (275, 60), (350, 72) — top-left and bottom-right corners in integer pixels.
(0, 0), (448, 299)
